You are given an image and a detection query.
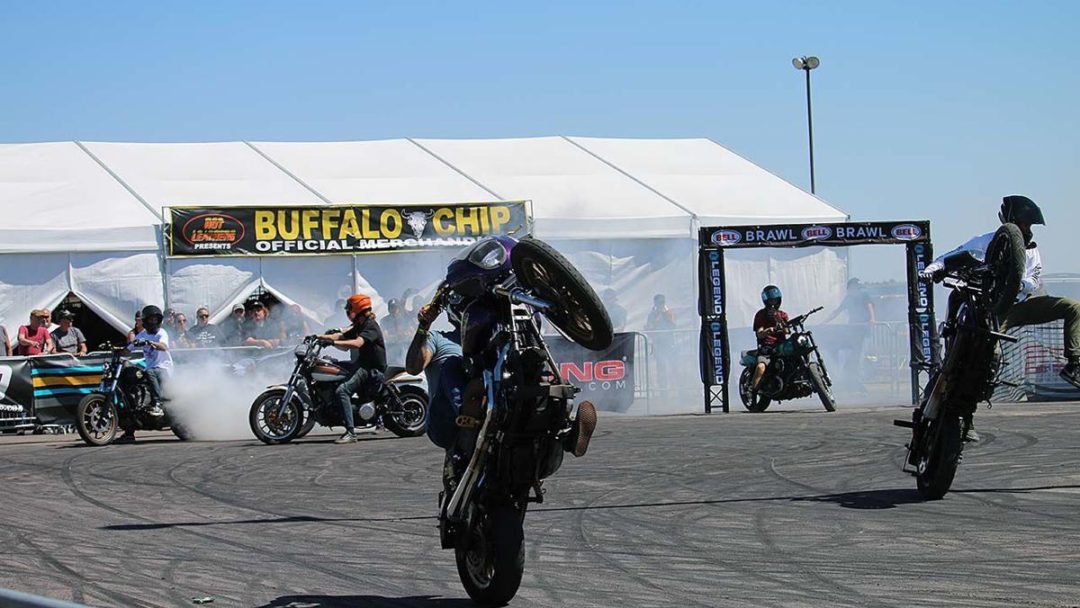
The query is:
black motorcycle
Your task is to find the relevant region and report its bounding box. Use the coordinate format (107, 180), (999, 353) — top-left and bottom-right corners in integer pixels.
(429, 236), (613, 606)
(75, 342), (191, 446)
(737, 306), (836, 412)
(895, 223), (1026, 499)
(248, 336), (429, 444)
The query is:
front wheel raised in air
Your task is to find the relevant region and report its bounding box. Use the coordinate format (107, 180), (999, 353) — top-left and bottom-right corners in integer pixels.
(738, 367), (771, 412)
(249, 390), (303, 445)
(76, 393), (119, 446)
(915, 414), (964, 500)
(456, 505), (525, 606)
(807, 362), (837, 412)
(382, 385), (429, 438)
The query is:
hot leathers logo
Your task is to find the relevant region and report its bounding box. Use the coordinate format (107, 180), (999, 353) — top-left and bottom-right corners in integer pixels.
(167, 201), (532, 257)
(545, 332), (635, 412)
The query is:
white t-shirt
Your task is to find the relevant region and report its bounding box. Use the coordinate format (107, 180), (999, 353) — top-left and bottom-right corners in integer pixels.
(933, 230), (1043, 301)
(131, 328), (174, 372)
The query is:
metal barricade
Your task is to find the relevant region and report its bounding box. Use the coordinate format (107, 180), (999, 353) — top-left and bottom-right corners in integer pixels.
(993, 321), (1078, 402)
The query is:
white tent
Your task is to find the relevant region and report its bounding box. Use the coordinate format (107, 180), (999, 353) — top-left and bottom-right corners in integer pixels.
(0, 137), (848, 414)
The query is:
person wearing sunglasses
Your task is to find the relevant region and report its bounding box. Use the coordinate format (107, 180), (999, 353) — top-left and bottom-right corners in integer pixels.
(15, 309), (54, 356)
(186, 306), (222, 348)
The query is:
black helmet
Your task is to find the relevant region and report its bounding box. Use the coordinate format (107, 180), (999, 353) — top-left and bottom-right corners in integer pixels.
(999, 195), (1045, 225)
(141, 305), (164, 323)
(761, 284), (782, 308)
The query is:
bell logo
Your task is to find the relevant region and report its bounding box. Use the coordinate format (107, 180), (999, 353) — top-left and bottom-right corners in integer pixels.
(801, 226), (832, 241)
(711, 230), (742, 246)
(891, 224), (922, 241)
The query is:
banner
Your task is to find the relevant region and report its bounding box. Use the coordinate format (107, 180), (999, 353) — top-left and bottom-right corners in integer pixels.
(702, 221), (930, 249)
(546, 332), (636, 412)
(31, 355), (108, 424)
(0, 359), (34, 429)
(166, 201), (532, 257)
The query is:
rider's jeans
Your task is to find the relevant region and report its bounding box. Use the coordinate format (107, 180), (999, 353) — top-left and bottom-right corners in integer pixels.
(146, 368), (167, 405)
(426, 356), (465, 450)
(336, 367), (383, 432)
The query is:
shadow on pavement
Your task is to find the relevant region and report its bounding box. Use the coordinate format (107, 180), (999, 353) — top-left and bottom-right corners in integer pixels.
(254, 594), (472, 607)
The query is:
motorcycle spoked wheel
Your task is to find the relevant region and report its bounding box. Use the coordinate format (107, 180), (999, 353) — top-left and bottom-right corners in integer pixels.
(511, 238), (614, 351)
(76, 393), (119, 446)
(248, 390), (304, 445)
(738, 367), (771, 412)
(807, 362), (837, 412)
(294, 411), (318, 439)
(915, 414), (964, 500)
(984, 223), (1027, 318)
(455, 503), (525, 607)
(381, 385), (429, 438)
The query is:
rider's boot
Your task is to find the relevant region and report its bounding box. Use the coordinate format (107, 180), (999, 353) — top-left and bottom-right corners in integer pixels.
(146, 401), (165, 418)
(1060, 358), (1080, 390)
(562, 400), (597, 457)
(962, 414), (980, 443)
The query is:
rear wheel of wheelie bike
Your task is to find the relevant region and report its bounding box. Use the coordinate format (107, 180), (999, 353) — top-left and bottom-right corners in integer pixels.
(807, 362), (837, 412)
(382, 385), (429, 438)
(456, 504), (525, 606)
(738, 367), (771, 412)
(915, 414), (964, 500)
(249, 390), (303, 445)
(985, 223), (1027, 318)
(511, 237), (613, 351)
(76, 394), (119, 446)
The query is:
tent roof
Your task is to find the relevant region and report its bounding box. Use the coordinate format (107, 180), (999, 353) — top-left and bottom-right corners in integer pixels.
(0, 137), (847, 252)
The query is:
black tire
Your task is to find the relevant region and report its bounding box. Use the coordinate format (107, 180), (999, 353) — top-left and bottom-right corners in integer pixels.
(381, 384), (429, 438)
(807, 362), (837, 412)
(511, 237), (613, 351)
(248, 390), (304, 445)
(738, 367), (771, 412)
(984, 223), (1026, 318)
(915, 414), (964, 500)
(456, 505), (525, 606)
(170, 421), (192, 441)
(295, 412), (318, 439)
(76, 394), (119, 446)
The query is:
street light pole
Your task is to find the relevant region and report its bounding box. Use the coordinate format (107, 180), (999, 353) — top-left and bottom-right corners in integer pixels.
(792, 56), (820, 194)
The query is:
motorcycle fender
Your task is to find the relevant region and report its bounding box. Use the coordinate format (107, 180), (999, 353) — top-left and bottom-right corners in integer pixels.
(261, 385), (312, 409)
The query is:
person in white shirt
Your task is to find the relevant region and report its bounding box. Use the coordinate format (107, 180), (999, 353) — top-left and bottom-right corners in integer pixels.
(922, 196), (1080, 438)
(129, 304), (174, 418)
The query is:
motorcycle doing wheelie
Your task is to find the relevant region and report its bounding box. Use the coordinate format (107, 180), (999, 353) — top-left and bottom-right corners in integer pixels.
(75, 342), (191, 446)
(426, 236), (613, 606)
(737, 307), (836, 412)
(248, 336), (429, 444)
(895, 223), (1026, 499)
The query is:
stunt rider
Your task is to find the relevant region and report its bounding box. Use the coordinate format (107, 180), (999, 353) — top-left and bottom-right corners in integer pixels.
(921, 195), (1080, 441)
(122, 305), (173, 443)
(751, 285), (790, 393)
(318, 294), (388, 444)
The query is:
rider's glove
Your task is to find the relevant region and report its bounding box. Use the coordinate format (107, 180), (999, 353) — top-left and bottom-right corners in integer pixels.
(317, 337), (334, 347)
(919, 261), (944, 282)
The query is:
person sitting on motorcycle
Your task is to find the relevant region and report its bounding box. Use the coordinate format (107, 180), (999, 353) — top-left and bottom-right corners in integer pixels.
(318, 294), (387, 444)
(921, 195), (1080, 441)
(129, 304), (173, 420)
(751, 285), (790, 392)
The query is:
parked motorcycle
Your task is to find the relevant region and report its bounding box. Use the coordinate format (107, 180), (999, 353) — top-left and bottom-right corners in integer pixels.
(248, 336), (429, 444)
(427, 236), (613, 606)
(894, 223), (1026, 499)
(75, 342), (191, 446)
(737, 306), (836, 412)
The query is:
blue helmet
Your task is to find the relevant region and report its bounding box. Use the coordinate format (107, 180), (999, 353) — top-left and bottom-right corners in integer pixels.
(761, 285), (782, 308)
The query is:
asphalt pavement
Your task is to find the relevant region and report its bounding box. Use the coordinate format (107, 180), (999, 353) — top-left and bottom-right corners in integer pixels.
(2, 402), (1080, 607)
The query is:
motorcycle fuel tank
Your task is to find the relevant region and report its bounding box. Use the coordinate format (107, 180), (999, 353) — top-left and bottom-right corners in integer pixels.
(311, 361), (348, 382)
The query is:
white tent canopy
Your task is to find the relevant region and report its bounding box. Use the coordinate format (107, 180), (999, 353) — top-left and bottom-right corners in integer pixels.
(0, 137), (847, 414)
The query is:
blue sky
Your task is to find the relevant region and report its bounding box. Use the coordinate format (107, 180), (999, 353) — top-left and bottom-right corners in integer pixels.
(2, 1), (1077, 280)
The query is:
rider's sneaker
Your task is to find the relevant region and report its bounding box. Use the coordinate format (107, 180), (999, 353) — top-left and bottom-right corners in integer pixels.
(146, 403), (165, 418)
(115, 432), (136, 444)
(334, 430), (358, 444)
(570, 400), (597, 458)
(962, 418), (980, 443)
(1060, 360), (1080, 390)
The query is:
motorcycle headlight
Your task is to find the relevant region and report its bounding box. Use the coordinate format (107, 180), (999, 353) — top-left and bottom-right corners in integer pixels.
(798, 335), (811, 348)
(135, 370), (144, 380)
(101, 362), (111, 373)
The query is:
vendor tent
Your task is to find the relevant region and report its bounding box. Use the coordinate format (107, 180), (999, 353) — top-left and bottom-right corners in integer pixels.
(0, 137), (848, 414)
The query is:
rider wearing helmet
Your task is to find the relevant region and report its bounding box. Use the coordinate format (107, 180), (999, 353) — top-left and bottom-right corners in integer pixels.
(318, 294), (388, 444)
(129, 305), (173, 421)
(921, 196), (1080, 440)
(751, 285), (790, 392)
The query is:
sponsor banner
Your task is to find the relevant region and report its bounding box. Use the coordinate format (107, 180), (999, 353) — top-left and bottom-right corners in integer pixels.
(545, 332), (635, 412)
(701, 221), (929, 249)
(0, 359), (34, 428)
(906, 242), (938, 373)
(31, 355), (108, 424)
(166, 201), (532, 257)
(699, 250), (725, 317)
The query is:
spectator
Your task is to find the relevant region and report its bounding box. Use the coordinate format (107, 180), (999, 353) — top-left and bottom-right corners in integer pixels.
(243, 301), (284, 349)
(15, 310), (54, 355)
(601, 289), (628, 332)
(381, 298), (411, 364)
(127, 310), (144, 344)
(823, 277), (878, 389)
(645, 294), (677, 389)
(50, 309), (87, 355)
(645, 293), (677, 332)
(282, 303), (310, 342)
(172, 313), (193, 348)
(163, 307), (178, 336)
(0, 316), (10, 356)
(186, 306), (221, 348)
(221, 303), (247, 346)
(401, 288), (419, 316)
